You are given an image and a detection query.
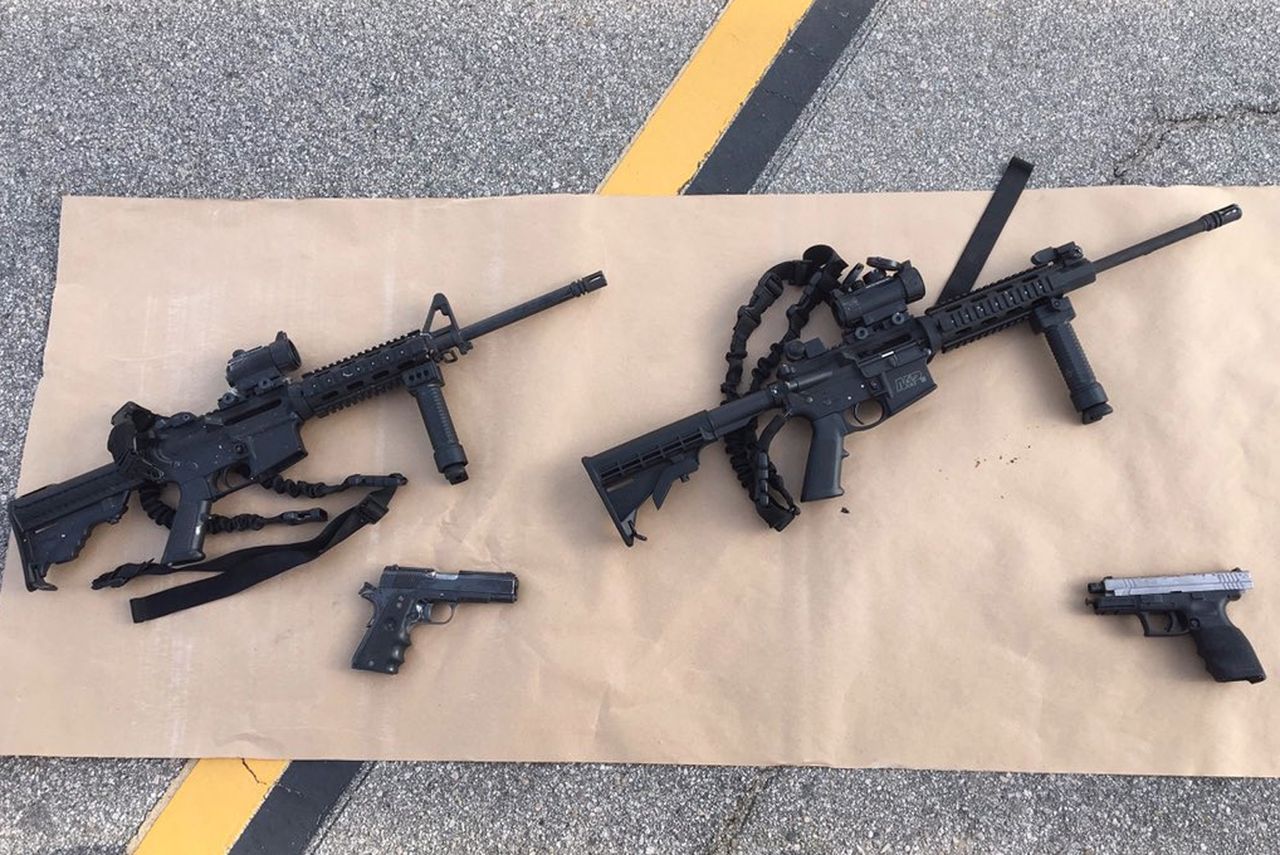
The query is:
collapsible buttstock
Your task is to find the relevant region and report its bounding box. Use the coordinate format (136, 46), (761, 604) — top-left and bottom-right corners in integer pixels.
(583, 390), (778, 545)
(582, 411), (720, 546)
(8, 463), (141, 591)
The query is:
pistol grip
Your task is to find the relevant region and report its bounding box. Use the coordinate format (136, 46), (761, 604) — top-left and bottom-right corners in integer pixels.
(800, 413), (849, 502)
(159, 479), (213, 566)
(352, 587), (417, 675)
(1192, 623), (1266, 683)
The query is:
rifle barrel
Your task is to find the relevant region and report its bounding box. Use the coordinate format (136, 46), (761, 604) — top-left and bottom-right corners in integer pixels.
(460, 271), (607, 341)
(1093, 204), (1241, 274)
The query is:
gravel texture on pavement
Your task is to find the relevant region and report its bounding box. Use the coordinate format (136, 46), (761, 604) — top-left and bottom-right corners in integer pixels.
(763, 0), (1280, 193)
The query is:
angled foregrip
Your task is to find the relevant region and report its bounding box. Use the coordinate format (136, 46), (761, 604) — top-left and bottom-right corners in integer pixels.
(800, 413), (849, 502)
(352, 584), (417, 674)
(159, 479), (214, 566)
(1192, 623), (1266, 683)
(404, 366), (468, 484)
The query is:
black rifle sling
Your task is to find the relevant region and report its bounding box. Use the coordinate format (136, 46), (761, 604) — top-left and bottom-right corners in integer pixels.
(92, 481), (400, 622)
(722, 246), (848, 530)
(935, 156), (1033, 304)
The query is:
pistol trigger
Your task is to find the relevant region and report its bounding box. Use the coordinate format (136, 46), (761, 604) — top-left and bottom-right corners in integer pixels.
(358, 582), (377, 603)
(1138, 610), (1182, 637)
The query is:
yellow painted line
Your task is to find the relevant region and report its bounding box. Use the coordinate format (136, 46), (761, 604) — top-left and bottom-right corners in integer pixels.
(132, 3), (809, 850)
(599, 0), (814, 195)
(131, 758), (288, 855)
(125, 759), (197, 852)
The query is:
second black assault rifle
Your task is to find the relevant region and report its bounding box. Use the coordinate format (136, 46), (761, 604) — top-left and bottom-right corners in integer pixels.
(583, 205), (1240, 545)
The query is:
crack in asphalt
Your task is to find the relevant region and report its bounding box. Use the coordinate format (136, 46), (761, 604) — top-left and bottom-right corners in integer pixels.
(703, 769), (780, 855)
(240, 759), (269, 789)
(1111, 103), (1280, 183)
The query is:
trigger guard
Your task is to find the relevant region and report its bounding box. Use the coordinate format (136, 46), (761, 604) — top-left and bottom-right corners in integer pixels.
(844, 398), (887, 433)
(423, 602), (457, 625)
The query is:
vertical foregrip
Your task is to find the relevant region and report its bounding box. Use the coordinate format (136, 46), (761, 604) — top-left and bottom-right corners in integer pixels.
(404, 367), (469, 484)
(1041, 322), (1110, 422)
(1031, 298), (1112, 424)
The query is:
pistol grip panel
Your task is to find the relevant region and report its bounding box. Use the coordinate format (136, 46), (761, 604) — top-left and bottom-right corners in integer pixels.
(352, 594), (416, 674)
(1192, 624), (1266, 683)
(800, 414), (849, 502)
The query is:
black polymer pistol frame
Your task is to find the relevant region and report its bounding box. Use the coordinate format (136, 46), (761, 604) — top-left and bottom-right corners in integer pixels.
(9, 272), (607, 591)
(583, 200), (1241, 546)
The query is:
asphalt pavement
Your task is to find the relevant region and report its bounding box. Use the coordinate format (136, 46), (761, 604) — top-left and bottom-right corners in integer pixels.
(2, 1), (1279, 853)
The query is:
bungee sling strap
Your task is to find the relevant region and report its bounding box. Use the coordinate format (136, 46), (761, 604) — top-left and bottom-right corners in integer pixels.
(721, 245), (850, 530)
(94, 399), (406, 620)
(92, 475), (404, 622)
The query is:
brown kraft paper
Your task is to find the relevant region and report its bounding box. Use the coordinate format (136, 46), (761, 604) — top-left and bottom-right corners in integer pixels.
(0, 186), (1276, 774)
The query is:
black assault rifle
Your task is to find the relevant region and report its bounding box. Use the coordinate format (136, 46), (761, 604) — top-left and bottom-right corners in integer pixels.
(583, 206), (1240, 545)
(10, 273), (607, 598)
